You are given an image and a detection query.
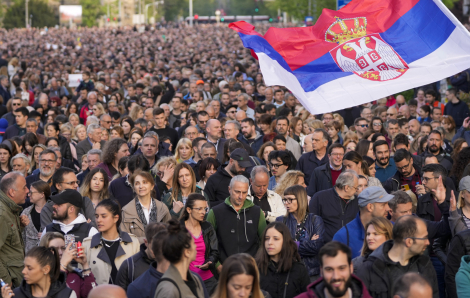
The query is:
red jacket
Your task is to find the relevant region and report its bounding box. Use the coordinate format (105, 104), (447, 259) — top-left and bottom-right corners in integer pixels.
(295, 275), (372, 298)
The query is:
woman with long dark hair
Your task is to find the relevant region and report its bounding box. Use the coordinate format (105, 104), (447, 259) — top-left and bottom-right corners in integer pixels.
(79, 168), (110, 208)
(343, 151), (382, 187)
(154, 219), (207, 298)
(180, 194), (219, 294)
(82, 199), (140, 285)
(162, 163), (204, 218)
(197, 157), (220, 192)
(256, 222), (310, 298)
(45, 122), (73, 160)
(0, 143), (12, 178)
(22, 132), (39, 158)
(1, 246), (75, 298)
(276, 185), (324, 280)
(211, 253), (265, 298)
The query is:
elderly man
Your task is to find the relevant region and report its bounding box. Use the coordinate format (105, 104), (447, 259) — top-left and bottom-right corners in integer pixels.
(11, 154), (31, 177)
(210, 100), (226, 120)
(89, 285), (127, 298)
(296, 129), (329, 187)
(398, 104), (414, 121)
(49, 78), (68, 98)
(0, 172), (29, 289)
(246, 166), (286, 223)
(76, 124), (106, 166)
(409, 119), (421, 139)
(100, 114), (112, 130)
(387, 107), (398, 121)
(361, 107), (373, 122)
(184, 126), (199, 141)
(79, 91), (98, 124)
(237, 93), (255, 119)
(26, 149), (58, 190)
(77, 149), (102, 185)
(207, 175), (267, 265)
(309, 170), (359, 241)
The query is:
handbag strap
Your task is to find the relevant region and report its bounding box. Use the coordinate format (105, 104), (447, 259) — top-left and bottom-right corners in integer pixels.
(283, 270), (291, 298)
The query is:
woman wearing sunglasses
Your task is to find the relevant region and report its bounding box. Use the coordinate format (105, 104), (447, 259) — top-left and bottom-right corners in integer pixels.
(180, 193), (219, 295)
(276, 185), (325, 281)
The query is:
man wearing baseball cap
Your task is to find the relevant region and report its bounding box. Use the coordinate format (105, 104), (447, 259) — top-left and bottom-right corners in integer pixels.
(41, 189), (98, 243)
(333, 186), (393, 258)
(205, 148), (252, 208)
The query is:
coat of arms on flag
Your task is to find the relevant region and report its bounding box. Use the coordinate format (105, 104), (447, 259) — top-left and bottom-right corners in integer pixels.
(229, 0), (470, 114)
(327, 17), (409, 82)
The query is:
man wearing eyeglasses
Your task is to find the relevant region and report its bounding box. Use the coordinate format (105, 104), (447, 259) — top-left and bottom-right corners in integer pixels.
(354, 117), (369, 139)
(26, 149), (57, 190)
(1, 97), (21, 126)
(267, 150), (292, 191)
(386, 107), (398, 121)
(40, 168), (97, 230)
(225, 105), (237, 121)
(383, 149), (423, 196)
(356, 215), (438, 298)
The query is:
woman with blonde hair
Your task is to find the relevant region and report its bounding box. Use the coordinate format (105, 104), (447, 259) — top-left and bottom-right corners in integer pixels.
(161, 163), (204, 218)
(30, 144), (46, 172)
(333, 113), (349, 135)
(129, 105), (144, 121)
(68, 113), (80, 128)
(91, 102), (105, 118)
(175, 138), (194, 163)
(441, 115), (457, 141)
(211, 253), (265, 298)
(353, 217), (393, 273)
(8, 57), (19, 78)
(303, 119), (324, 135)
(153, 156), (177, 195)
(274, 170), (307, 198)
(73, 124), (87, 143)
(276, 185), (324, 279)
(110, 126), (125, 139)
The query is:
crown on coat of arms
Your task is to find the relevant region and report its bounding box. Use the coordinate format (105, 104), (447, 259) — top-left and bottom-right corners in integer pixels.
(325, 16), (367, 44)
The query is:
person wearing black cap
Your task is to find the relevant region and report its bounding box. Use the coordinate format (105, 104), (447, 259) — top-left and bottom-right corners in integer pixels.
(41, 189), (98, 243)
(204, 148), (252, 207)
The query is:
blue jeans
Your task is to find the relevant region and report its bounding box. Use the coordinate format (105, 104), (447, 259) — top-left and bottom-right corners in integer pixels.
(431, 256), (446, 298)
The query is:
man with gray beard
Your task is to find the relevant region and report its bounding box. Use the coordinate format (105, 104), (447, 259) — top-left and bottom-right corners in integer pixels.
(25, 149), (57, 191)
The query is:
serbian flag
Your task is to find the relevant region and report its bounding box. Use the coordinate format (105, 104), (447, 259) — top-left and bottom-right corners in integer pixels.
(229, 0), (470, 114)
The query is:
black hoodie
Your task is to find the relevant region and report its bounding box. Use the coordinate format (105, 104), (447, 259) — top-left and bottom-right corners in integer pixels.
(13, 272), (74, 298)
(204, 165), (249, 207)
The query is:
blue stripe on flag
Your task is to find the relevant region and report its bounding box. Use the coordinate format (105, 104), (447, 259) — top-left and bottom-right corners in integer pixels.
(238, 0), (455, 93)
(381, 0), (456, 64)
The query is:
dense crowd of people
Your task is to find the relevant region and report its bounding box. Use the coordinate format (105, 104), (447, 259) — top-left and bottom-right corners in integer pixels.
(1, 22), (470, 298)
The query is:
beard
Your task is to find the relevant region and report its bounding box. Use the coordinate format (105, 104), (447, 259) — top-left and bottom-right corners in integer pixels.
(428, 144), (440, 153)
(229, 164), (245, 176)
(40, 166), (54, 177)
(52, 209), (68, 221)
(376, 156), (389, 166)
(324, 276), (353, 298)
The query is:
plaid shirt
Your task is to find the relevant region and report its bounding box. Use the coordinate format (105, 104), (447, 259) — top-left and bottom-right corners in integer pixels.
(399, 167), (422, 195)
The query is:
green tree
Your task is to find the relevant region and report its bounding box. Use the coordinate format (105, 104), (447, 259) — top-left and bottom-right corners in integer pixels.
(268, 0), (336, 23)
(3, 0), (56, 29)
(80, 0), (104, 27)
(162, 0), (187, 21)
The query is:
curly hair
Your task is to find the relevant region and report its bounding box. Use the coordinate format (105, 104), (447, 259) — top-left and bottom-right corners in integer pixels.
(274, 170), (305, 198)
(101, 138), (127, 165)
(450, 147), (470, 182)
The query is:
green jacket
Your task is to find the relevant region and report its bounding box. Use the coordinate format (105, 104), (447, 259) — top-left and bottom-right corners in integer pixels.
(0, 190), (25, 287)
(161, 186), (206, 218)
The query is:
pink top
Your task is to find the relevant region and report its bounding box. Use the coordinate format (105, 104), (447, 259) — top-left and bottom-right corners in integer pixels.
(189, 231), (214, 281)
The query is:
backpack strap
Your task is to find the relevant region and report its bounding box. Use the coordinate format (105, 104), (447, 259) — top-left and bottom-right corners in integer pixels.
(127, 257), (134, 283)
(250, 156), (260, 166)
(157, 277), (181, 298)
(283, 270), (291, 298)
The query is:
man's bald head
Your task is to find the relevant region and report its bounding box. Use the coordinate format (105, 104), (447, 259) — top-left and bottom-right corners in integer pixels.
(88, 285), (127, 298)
(236, 110), (247, 122)
(205, 106), (215, 119)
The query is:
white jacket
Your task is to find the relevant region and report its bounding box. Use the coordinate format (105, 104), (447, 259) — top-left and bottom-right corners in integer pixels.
(246, 188), (286, 223)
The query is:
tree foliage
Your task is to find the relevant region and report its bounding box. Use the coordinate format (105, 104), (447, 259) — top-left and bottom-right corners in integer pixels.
(267, 0), (342, 23)
(80, 0), (104, 27)
(3, 0), (56, 29)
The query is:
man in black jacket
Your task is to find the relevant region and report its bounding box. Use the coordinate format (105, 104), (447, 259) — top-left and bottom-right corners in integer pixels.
(205, 148), (252, 207)
(445, 228), (470, 298)
(307, 143), (344, 197)
(356, 215), (439, 298)
(309, 170), (359, 242)
(115, 222), (166, 290)
(296, 129), (329, 187)
(421, 130), (453, 173)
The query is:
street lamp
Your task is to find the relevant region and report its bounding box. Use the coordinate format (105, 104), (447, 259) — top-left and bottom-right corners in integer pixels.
(189, 0), (193, 27)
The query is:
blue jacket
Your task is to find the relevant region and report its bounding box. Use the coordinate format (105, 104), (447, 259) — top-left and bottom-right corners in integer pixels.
(309, 187), (359, 242)
(127, 262), (163, 298)
(333, 212), (364, 258)
(276, 213), (325, 276)
(375, 158), (397, 184)
(296, 151), (328, 188)
(238, 132), (264, 156)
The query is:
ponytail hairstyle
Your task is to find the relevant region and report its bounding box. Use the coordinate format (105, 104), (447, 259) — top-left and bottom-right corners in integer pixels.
(161, 219), (192, 263)
(96, 199), (122, 228)
(26, 246), (60, 282)
(180, 193), (207, 221)
(343, 150), (370, 176)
